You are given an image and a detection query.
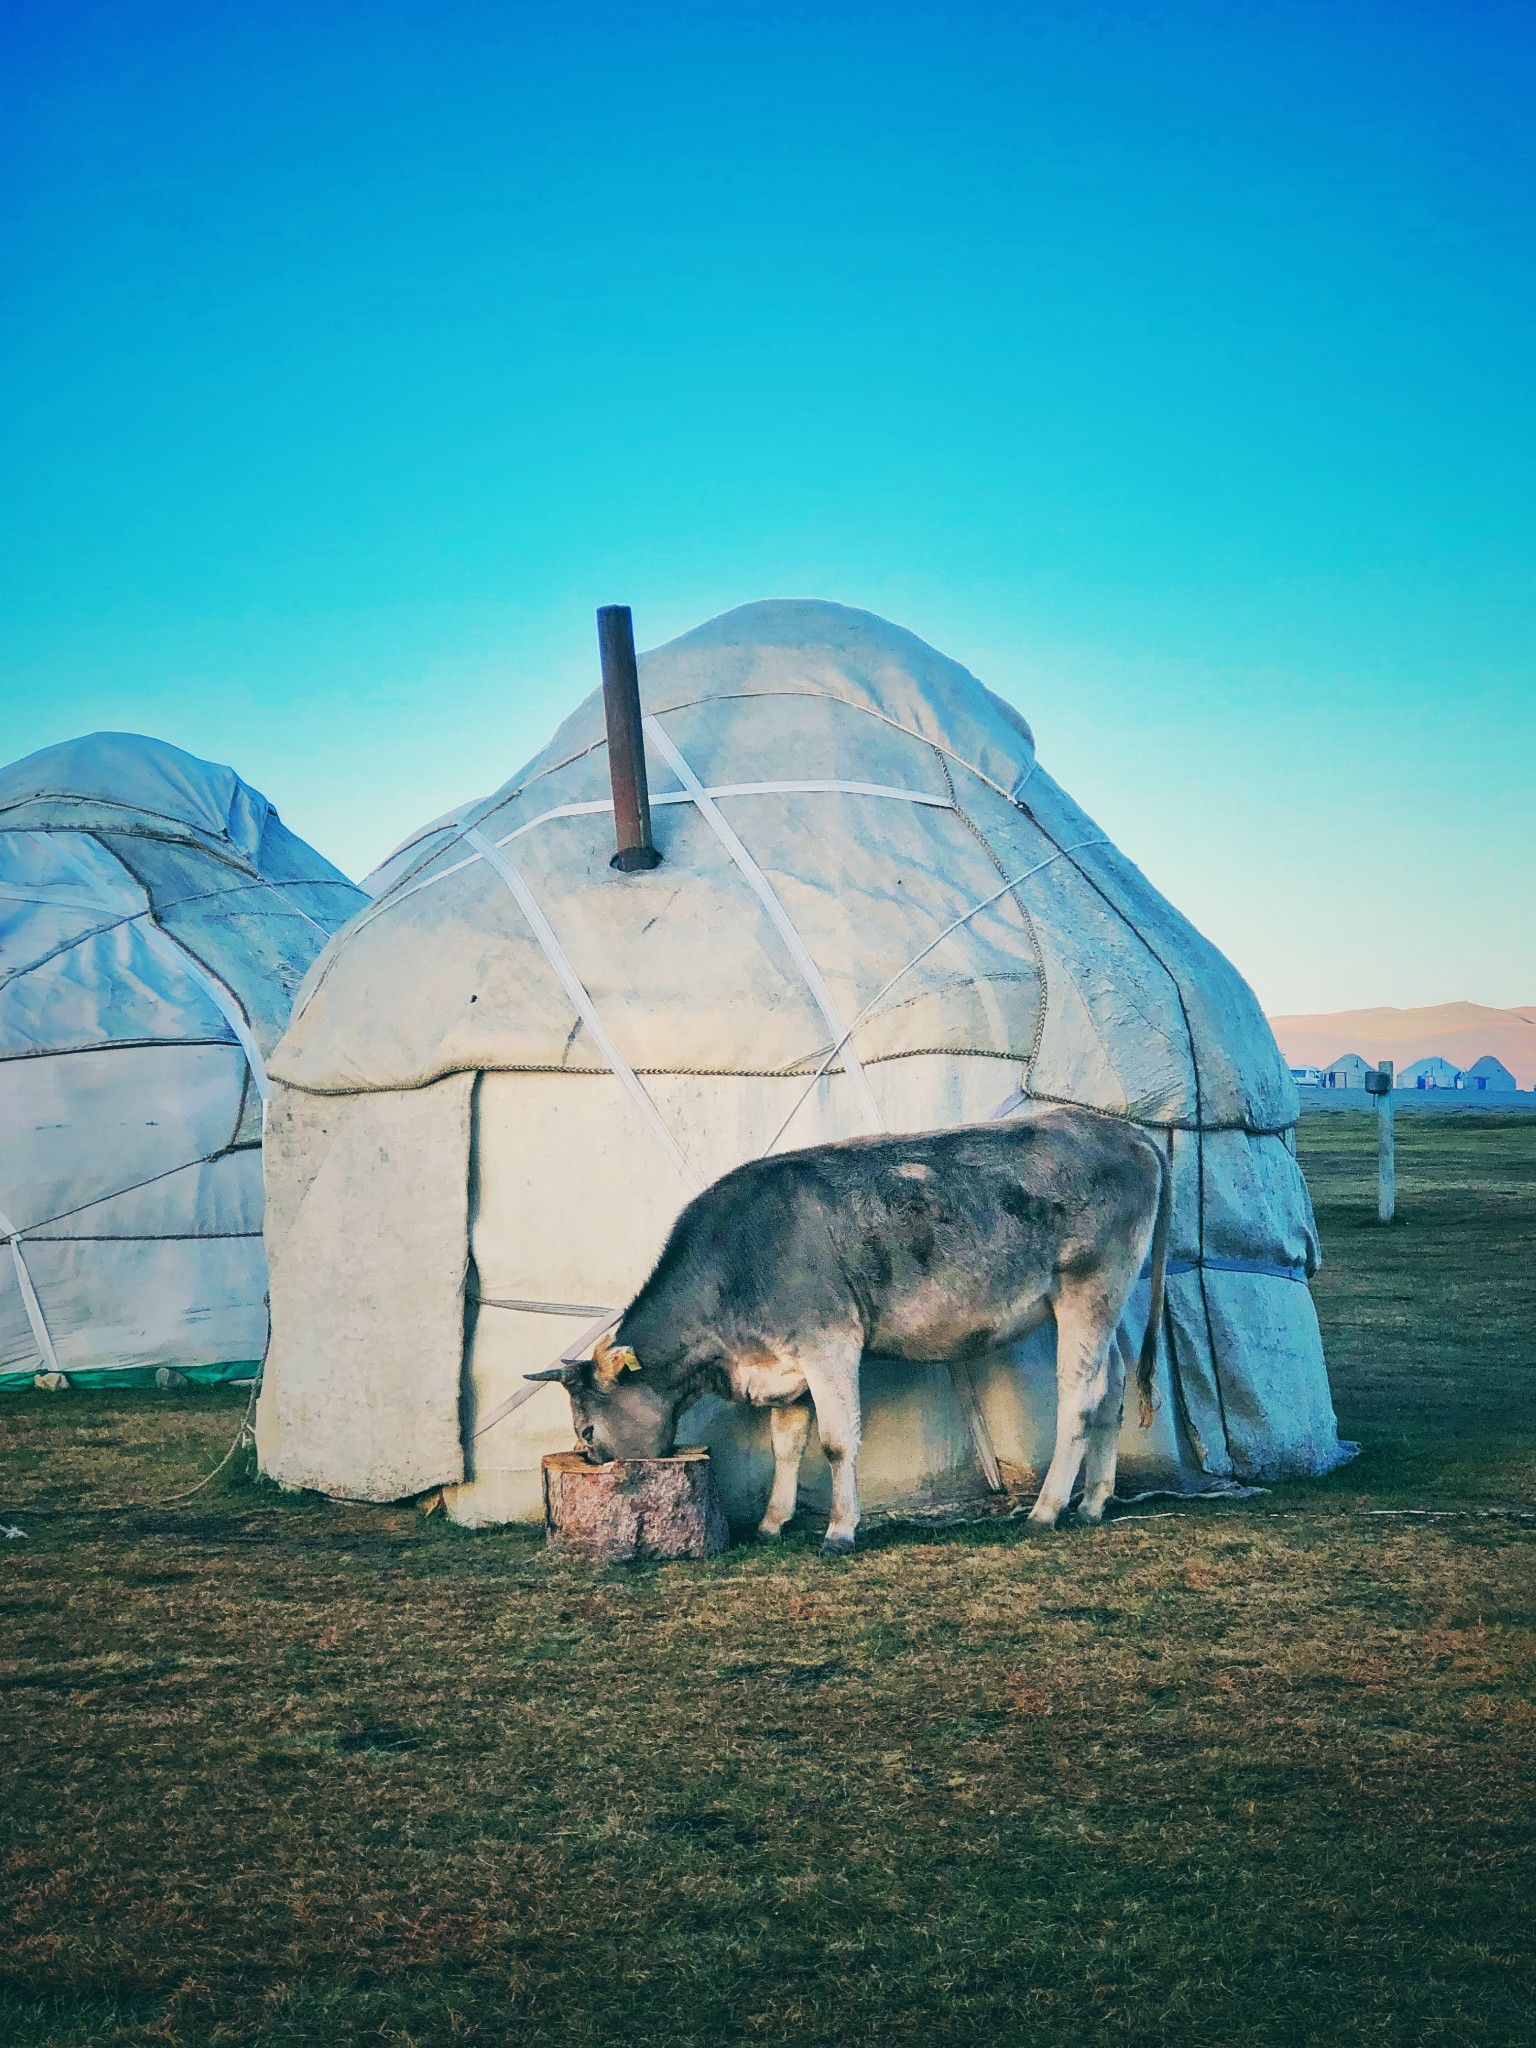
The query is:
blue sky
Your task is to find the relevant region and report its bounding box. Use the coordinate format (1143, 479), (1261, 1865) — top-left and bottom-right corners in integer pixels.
(3, 0), (1532, 1013)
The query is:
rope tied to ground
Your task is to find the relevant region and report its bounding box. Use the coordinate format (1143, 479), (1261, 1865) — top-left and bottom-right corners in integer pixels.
(2, 1376), (262, 1519)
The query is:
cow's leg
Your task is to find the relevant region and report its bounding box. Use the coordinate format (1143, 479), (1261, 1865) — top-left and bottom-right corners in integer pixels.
(758, 1399), (812, 1538)
(1077, 1323), (1132, 1523)
(795, 1334), (865, 1555)
(1029, 1280), (1122, 1530)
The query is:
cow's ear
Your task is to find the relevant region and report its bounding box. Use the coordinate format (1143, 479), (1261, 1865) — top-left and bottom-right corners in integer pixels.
(524, 1364), (581, 1386)
(592, 1335), (643, 1390)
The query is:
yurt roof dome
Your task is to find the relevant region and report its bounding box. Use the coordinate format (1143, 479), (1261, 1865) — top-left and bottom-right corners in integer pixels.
(275, 600), (1293, 1133)
(360, 601), (1038, 896)
(536, 598), (1038, 798)
(0, 731), (365, 1071)
(0, 731), (281, 864)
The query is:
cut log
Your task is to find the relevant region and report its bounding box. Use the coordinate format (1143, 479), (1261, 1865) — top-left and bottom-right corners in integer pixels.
(541, 1449), (729, 1564)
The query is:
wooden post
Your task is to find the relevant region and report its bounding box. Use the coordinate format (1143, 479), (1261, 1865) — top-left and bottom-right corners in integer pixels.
(1366, 1059), (1395, 1222)
(542, 1449), (728, 1563)
(596, 604), (661, 872)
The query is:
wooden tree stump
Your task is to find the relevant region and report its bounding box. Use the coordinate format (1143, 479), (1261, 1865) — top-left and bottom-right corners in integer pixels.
(541, 1449), (729, 1564)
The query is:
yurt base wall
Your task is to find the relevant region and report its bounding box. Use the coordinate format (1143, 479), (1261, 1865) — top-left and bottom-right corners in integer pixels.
(1160, 1125), (1346, 1482)
(0, 1043), (267, 1381)
(256, 1076), (475, 1503)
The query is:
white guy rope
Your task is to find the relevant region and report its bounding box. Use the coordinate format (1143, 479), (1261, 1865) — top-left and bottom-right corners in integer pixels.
(462, 828), (703, 1195)
(644, 718), (885, 1135)
(761, 839), (1110, 1155)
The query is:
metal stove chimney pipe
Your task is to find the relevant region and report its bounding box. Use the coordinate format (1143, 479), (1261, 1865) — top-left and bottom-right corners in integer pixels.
(597, 604), (661, 872)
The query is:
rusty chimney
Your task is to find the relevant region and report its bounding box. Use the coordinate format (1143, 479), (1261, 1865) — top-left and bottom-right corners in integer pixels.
(596, 604), (661, 872)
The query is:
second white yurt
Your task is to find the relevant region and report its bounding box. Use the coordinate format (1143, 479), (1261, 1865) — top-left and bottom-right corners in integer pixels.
(0, 733), (366, 1389)
(258, 601), (1349, 1525)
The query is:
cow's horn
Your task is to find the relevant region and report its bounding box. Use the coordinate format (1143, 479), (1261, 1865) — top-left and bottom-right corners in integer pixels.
(524, 1364), (580, 1386)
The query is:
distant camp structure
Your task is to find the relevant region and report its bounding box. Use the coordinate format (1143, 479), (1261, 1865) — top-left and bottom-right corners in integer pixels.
(258, 599), (1350, 1528)
(1451, 1054), (1517, 1093)
(0, 734), (366, 1389)
(1289, 1051), (1519, 1093)
(1400, 1055), (1467, 1091)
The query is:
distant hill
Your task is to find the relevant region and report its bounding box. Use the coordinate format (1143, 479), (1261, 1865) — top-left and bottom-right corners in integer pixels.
(1267, 1003), (1536, 1089)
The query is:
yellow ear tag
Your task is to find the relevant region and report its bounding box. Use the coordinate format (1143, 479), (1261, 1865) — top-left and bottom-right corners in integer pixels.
(593, 1338), (643, 1389)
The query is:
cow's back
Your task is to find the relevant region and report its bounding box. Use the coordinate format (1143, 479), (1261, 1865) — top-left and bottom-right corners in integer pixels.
(625, 1108), (1161, 1357)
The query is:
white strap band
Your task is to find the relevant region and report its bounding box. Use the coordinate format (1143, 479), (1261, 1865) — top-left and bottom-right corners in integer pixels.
(662, 779), (946, 806)
(502, 783), (946, 842)
(470, 1307), (621, 1439)
(469, 1379), (549, 1438)
(0, 1203), (60, 1376)
(328, 777), (949, 971)
(0, 885), (116, 914)
(462, 828), (703, 1194)
(644, 719), (885, 1135)
(140, 925), (269, 1103)
(762, 838), (1110, 1154)
(471, 1295), (614, 1317)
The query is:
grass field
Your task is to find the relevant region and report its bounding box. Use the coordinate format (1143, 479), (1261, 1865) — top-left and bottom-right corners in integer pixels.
(2, 1112), (1533, 2047)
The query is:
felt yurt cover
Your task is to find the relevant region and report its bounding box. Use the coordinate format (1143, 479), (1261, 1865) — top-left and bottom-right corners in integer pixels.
(258, 602), (1348, 1524)
(0, 733), (367, 1389)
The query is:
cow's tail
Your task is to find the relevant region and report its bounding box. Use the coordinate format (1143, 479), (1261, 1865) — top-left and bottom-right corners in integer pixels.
(1136, 1146), (1171, 1430)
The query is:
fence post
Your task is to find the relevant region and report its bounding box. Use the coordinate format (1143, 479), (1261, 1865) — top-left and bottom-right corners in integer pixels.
(1366, 1059), (1395, 1222)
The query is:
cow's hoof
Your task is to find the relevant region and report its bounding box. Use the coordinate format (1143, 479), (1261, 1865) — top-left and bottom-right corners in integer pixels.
(1020, 1512), (1060, 1538)
(755, 1523), (787, 1543)
(819, 1534), (856, 1558)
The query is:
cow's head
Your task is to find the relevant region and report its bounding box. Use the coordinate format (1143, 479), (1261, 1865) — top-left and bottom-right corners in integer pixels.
(525, 1333), (678, 1462)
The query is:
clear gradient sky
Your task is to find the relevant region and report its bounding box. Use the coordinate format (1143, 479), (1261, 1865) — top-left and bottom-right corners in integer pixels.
(3, 1), (1532, 1014)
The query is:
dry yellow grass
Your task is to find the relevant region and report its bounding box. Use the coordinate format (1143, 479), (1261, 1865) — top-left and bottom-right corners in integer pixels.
(1, 1110), (1532, 2046)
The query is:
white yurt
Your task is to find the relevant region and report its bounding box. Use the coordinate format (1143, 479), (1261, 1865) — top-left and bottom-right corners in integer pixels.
(258, 601), (1349, 1526)
(0, 733), (367, 1390)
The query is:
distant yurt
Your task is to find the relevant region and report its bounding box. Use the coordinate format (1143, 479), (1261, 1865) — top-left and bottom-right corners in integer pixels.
(1400, 1056), (1463, 1091)
(258, 602), (1349, 1525)
(1460, 1055), (1516, 1094)
(0, 734), (366, 1389)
